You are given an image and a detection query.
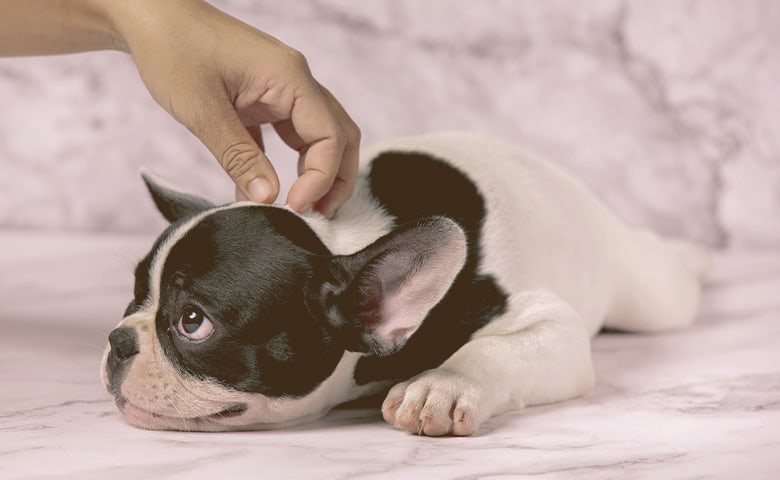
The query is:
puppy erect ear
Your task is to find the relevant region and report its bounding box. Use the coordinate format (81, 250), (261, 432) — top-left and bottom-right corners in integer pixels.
(325, 216), (467, 356)
(140, 169), (216, 223)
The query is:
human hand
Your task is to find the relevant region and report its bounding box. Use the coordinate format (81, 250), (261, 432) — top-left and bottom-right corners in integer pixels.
(110, 0), (360, 217)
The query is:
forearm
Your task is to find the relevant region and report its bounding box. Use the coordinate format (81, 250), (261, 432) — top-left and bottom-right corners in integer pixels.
(0, 0), (128, 56)
(0, 0), (239, 58)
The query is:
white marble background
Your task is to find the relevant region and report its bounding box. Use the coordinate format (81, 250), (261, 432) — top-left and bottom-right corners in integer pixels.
(0, 0), (778, 250)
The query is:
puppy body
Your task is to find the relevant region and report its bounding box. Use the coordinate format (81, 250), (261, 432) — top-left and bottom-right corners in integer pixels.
(102, 133), (706, 435)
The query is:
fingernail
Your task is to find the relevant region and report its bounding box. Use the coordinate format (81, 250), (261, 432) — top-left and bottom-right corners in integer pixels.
(247, 178), (272, 203)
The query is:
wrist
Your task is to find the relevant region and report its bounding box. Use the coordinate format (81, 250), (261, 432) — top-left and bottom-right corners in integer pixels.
(96, 0), (211, 56)
(87, 0), (138, 53)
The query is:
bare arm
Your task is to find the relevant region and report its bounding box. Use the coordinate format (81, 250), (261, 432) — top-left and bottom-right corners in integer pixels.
(0, 0), (119, 55)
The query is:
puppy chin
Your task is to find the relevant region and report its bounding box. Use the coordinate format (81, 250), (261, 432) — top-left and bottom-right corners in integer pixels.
(118, 400), (250, 432)
(117, 400), (329, 432)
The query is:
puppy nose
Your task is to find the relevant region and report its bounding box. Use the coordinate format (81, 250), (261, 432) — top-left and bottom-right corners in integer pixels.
(108, 327), (139, 360)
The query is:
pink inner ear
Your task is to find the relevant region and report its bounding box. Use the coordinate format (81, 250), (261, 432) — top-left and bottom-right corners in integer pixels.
(342, 217), (468, 354)
(370, 237), (467, 349)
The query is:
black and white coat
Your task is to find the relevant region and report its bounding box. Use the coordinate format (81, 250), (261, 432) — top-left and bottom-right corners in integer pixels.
(102, 133), (706, 436)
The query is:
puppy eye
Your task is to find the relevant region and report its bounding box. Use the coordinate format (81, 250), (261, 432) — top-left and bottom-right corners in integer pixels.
(177, 307), (214, 342)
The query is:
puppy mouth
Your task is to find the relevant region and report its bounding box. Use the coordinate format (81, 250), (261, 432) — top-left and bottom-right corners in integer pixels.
(115, 397), (248, 431)
(206, 403), (248, 419)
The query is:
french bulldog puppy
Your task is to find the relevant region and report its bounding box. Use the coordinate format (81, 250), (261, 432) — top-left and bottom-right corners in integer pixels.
(101, 133), (707, 436)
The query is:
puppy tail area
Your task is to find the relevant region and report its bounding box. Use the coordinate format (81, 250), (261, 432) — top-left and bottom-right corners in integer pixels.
(604, 230), (709, 334)
(665, 236), (711, 281)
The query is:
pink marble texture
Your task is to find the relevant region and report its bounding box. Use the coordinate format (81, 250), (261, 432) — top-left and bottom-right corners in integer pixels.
(0, 0), (778, 249)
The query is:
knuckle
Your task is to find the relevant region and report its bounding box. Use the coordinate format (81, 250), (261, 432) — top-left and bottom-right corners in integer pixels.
(285, 48), (309, 70)
(332, 124), (348, 149)
(220, 142), (259, 179)
(329, 122), (356, 154)
(345, 121), (361, 145)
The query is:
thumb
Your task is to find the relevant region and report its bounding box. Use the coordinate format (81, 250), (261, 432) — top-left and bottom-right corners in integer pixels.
(186, 96), (279, 204)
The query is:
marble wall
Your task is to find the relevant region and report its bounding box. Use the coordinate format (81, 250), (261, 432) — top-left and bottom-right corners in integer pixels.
(0, 0), (777, 250)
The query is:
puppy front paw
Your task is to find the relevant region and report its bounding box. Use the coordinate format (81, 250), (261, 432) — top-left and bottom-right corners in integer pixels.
(381, 369), (489, 436)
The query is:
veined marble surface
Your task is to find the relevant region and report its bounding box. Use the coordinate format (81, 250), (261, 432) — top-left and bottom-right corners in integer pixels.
(0, 230), (778, 479)
(0, 0), (778, 249)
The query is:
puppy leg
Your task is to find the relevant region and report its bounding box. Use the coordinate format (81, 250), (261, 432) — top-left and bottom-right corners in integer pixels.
(382, 292), (595, 436)
(606, 230), (708, 333)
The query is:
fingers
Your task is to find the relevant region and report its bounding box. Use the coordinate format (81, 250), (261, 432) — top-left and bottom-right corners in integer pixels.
(186, 88), (280, 205)
(284, 83), (360, 218)
(246, 124), (265, 153)
(312, 85), (360, 217)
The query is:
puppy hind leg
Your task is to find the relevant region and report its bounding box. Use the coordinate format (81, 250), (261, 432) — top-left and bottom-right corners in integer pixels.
(666, 236), (710, 279)
(606, 230), (708, 333)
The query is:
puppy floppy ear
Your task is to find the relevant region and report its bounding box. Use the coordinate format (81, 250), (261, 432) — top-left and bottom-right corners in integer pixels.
(140, 169), (215, 223)
(323, 216), (467, 356)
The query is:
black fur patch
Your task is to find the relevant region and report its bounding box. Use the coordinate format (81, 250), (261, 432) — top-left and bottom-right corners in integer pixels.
(354, 151), (509, 385)
(150, 207), (343, 397)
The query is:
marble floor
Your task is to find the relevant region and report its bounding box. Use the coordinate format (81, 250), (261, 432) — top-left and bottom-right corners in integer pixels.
(1, 230), (778, 479)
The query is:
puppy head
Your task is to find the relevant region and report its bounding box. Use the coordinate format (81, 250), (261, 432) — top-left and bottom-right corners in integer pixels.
(101, 172), (467, 431)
